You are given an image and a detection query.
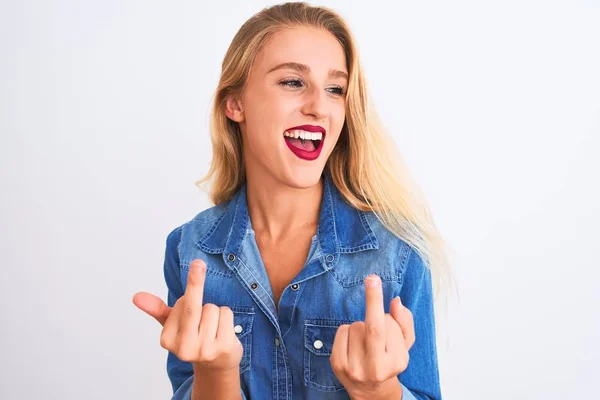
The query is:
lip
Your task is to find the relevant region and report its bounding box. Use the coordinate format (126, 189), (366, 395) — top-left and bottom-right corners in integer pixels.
(283, 124), (326, 161)
(285, 124), (326, 134)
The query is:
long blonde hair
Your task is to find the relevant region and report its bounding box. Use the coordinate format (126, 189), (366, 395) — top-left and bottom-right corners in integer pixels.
(196, 2), (454, 298)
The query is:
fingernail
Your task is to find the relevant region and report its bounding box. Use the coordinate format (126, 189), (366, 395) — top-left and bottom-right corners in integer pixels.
(191, 261), (206, 273)
(366, 275), (381, 287)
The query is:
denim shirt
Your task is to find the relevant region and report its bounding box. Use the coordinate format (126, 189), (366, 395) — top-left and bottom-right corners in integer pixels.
(163, 173), (442, 400)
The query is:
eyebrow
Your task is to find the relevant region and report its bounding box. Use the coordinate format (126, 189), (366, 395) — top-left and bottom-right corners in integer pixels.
(267, 62), (348, 81)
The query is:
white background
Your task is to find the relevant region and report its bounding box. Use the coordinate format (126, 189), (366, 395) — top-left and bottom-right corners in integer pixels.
(1, 1), (598, 399)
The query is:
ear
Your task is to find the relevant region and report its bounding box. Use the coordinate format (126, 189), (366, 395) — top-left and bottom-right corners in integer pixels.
(225, 96), (245, 122)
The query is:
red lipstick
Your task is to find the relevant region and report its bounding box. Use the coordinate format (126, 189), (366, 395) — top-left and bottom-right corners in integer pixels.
(283, 125), (326, 161)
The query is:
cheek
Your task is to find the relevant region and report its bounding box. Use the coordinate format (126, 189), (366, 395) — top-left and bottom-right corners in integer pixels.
(246, 92), (296, 133)
(329, 104), (346, 140)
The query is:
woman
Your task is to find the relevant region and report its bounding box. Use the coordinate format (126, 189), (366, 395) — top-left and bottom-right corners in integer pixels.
(133, 2), (450, 399)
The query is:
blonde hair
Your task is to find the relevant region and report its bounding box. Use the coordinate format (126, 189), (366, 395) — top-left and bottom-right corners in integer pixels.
(196, 2), (454, 298)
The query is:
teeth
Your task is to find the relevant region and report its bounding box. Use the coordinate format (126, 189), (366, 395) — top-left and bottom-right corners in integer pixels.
(284, 130), (323, 140)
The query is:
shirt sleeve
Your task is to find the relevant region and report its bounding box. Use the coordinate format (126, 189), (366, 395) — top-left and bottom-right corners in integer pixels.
(163, 226), (248, 400)
(396, 247), (443, 400)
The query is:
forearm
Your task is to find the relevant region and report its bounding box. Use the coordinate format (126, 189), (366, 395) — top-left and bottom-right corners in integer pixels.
(191, 365), (242, 400)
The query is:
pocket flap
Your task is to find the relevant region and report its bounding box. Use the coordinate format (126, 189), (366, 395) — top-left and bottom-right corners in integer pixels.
(231, 306), (254, 340)
(304, 320), (348, 356)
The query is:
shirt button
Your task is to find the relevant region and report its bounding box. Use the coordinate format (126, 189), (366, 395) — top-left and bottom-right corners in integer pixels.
(227, 253), (236, 262)
(325, 254), (335, 263)
(275, 337), (280, 347)
(291, 283), (300, 291)
(234, 325), (243, 334)
(250, 282), (258, 290)
(313, 340), (323, 350)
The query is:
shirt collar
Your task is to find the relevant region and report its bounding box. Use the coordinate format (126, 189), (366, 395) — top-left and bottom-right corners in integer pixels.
(196, 172), (379, 266)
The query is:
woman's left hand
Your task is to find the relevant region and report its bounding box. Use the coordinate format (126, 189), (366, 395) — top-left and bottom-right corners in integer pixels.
(330, 274), (415, 400)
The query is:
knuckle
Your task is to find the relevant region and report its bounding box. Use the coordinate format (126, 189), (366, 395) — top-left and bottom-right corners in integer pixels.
(203, 303), (219, 314)
(219, 306), (233, 317)
(346, 367), (361, 383)
(231, 338), (244, 356)
(385, 316), (398, 332)
(364, 375), (378, 386)
(199, 348), (217, 362)
(177, 346), (194, 362)
(399, 353), (410, 371)
(183, 305), (194, 317)
(366, 323), (382, 336)
(232, 337), (243, 350)
(334, 324), (349, 338)
(330, 359), (344, 374)
(159, 334), (170, 350)
(351, 321), (365, 333)
(362, 369), (388, 389)
(372, 369), (387, 383)
(175, 339), (190, 357)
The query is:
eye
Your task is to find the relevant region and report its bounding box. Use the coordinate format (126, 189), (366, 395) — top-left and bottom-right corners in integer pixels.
(279, 79), (304, 89)
(326, 86), (346, 96)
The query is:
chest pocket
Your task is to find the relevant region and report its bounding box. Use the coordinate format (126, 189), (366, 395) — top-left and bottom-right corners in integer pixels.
(232, 306), (254, 374)
(303, 320), (348, 392)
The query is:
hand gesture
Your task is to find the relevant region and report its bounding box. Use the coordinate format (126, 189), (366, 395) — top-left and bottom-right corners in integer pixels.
(132, 259), (243, 372)
(330, 274), (415, 399)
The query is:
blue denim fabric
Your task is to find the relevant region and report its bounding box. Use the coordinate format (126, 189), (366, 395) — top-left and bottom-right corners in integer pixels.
(163, 172), (442, 400)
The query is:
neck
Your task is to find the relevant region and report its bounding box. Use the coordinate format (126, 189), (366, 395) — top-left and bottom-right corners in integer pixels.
(245, 173), (323, 243)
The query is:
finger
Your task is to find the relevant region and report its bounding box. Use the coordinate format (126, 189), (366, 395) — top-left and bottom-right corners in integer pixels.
(347, 322), (366, 378)
(132, 292), (171, 326)
(330, 324), (350, 374)
(161, 299), (183, 350)
(198, 303), (220, 341)
(216, 306), (235, 341)
(390, 296), (415, 350)
(179, 260), (207, 337)
(384, 314), (405, 355)
(364, 274), (385, 355)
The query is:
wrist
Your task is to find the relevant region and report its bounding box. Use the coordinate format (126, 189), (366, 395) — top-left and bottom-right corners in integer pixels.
(193, 362), (240, 377)
(349, 377), (403, 400)
(192, 365), (241, 400)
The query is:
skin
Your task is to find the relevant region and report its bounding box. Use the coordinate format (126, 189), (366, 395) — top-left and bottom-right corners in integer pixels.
(226, 26), (348, 241)
(330, 275), (416, 399)
(132, 26), (416, 399)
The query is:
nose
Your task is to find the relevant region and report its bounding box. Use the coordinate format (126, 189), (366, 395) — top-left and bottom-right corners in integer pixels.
(300, 86), (327, 121)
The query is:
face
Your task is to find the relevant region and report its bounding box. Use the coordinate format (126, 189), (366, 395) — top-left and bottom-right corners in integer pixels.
(226, 26), (348, 189)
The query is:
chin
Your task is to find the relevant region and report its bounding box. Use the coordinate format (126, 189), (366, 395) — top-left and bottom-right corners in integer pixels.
(280, 166), (325, 189)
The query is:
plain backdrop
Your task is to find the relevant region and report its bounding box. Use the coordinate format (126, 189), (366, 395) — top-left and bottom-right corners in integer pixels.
(1, 0), (599, 399)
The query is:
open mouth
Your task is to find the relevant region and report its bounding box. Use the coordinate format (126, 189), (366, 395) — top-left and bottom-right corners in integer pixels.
(283, 131), (323, 152)
(283, 125), (326, 161)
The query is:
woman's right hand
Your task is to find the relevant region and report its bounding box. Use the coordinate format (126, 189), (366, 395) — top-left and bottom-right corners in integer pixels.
(132, 259), (244, 372)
